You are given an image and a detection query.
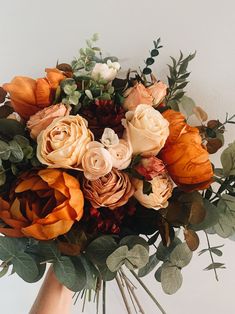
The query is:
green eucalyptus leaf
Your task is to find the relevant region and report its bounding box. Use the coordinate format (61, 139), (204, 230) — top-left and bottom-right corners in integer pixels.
(86, 235), (118, 265)
(0, 167), (6, 186)
(79, 255), (97, 290)
(178, 96), (196, 118)
(170, 243), (193, 268)
(161, 262), (183, 295)
(70, 257), (87, 291)
(0, 119), (25, 139)
(154, 265), (162, 282)
(53, 256), (78, 291)
(106, 246), (128, 272)
(0, 237), (27, 261)
(221, 142), (235, 176)
(98, 264), (117, 281)
(12, 252), (39, 283)
(156, 237), (182, 262)
(120, 235), (149, 251)
(9, 140), (24, 162)
(0, 140), (11, 160)
(138, 253), (159, 277)
(204, 262), (226, 271)
(125, 244), (149, 270)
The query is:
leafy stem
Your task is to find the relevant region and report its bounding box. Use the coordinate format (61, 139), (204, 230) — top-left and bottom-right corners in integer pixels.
(165, 51), (196, 105)
(205, 231), (219, 281)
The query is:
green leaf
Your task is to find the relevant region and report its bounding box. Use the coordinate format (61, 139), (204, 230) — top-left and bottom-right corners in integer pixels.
(178, 96), (196, 118)
(161, 262), (183, 295)
(0, 265), (9, 278)
(204, 262), (226, 271)
(143, 67), (152, 75)
(86, 235), (118, 265)
(170, 243), (193, 268)
(190, 199), (220, 231)
(0, 119), (25, 139)
(156, 237), (182, 262)
(53, 256), (78, 291)
(0, 140), (11, 160)
(98, 264), (117, 281)
(125, 244), (149, 270)
(210, 248), (223, 257)
(151, 49), (159, 57)
(221, 142), (235, 177)
(143, 181), (153, 195)
(120, 235), (149, 251)
(9, 140), (24, 163)
(154, 266), (162, 282)
(12, 252), (39, 283)
(0, 167), (6, 186)
(36, 241), (61, 261)
(79, 255), (97, 290)
(106, 246), (128, 272)
(0, 237), (25, 260)
(70, 257), (87, 291)
(146, 58), (154, 65)
(138, 254), (159, 277)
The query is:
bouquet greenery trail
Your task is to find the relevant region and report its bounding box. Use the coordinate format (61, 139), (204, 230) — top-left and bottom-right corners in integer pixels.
(0, 34), (234, 313)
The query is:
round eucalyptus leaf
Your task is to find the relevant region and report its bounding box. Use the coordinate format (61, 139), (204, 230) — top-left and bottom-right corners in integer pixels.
(125, 244), (149, 270)
(161, 263), (183, 295)
(156, 237), (182, 262)
(9, 140), (24, 163)
(106, 246), (128, 272)
(120, 235), (149, 251)
(154, 265), (163, 282)
(138, 253), (159, 277)
(170, 243), (193, 268)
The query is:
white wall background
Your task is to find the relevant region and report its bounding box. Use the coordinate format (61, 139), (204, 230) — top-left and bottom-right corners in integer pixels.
(0, 0), (235, 313)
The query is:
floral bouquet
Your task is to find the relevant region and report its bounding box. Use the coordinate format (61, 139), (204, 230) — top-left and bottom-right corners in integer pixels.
(0, 34), (234, 313)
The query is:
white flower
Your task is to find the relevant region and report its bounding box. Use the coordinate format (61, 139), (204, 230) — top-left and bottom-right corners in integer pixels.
(82, 141), (113, 181)
(108, 139), (132, 170)
(101, 128), (119, 147)
(91, 60), (120, 82)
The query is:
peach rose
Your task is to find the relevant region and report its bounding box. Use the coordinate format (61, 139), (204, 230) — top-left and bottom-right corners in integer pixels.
(27, 103), (71, 140)
(132, 174), (173, 210)
(122, 104), (169, 156)
(134, 156), (166, 181)
(37, 115), (93, 169)
(123, 83), (153, 111)
(3, 68), (65, 120)
(83, 168), (135, 210)
(108, 139), (132, 170)
(0, 169), (84, 240)
(147, 81), (168, 106)
(82, 142), (113, 180)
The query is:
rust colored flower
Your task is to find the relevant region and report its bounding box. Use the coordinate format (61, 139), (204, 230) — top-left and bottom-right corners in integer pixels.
(3, 68), (65, 120)
(160, 109), (213, 191)
(79, 100), (125, 140)
(83, 168), (135, 210)
(134, 156), (166, 181)
(0, 169), (84, 240)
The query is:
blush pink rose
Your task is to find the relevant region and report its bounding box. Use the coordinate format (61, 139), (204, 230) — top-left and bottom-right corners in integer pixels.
(147, 81), (168, 106)
(134, 156), (166, 181)
(123, 83), (153, 111)
(27, 103), (71, 140)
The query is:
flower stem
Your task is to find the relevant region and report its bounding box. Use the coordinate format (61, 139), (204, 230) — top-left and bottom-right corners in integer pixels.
(205, 231), (219, 281)
(102, 281), (106, 314)
(130, 270), (166, 314)
(115, 274), (132, 314)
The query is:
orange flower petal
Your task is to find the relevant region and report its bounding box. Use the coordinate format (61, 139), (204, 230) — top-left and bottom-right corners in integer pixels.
(15, 176), (48, 193)
(22, 220), (73, 240)
(0, 227), (25, 238)
(45, 68), (65, 89)
(35, 78), (51, 106)
(39, 169), (70, 198)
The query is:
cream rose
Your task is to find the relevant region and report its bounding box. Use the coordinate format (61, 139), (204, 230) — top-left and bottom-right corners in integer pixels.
(147, 81), (168, 106)
(27, 103), (71, 140)
(132, 174), (173, 210)
(37, 115), (93, 169)
(108, 139), (132, 170)
(82, 142), (113, 180)
(122, 104), (169, 156)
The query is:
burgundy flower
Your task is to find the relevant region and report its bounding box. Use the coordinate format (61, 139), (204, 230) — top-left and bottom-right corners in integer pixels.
(79, 100), (125, 140)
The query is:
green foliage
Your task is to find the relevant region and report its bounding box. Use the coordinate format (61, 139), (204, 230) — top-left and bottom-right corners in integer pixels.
(221, 141), (235, 177)
(156, 237), (182, 262)
(159, 243), (193, 295)
(138, 253), (160, 277)
(142, 38), (163, 76)
(165, 51), (196, 105)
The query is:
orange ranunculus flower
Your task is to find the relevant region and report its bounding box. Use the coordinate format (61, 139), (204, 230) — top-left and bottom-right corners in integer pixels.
(160, 109), (213, 191)
(3, 68), (65, 120)
(0, 169), (84, 240)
